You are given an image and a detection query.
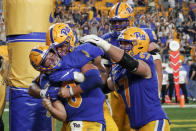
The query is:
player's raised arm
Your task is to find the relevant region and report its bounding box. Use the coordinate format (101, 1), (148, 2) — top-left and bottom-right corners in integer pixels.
(80, 29), (152, 78)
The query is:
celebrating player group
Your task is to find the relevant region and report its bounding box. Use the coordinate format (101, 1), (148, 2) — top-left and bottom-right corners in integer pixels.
(29, 2), (170, 131)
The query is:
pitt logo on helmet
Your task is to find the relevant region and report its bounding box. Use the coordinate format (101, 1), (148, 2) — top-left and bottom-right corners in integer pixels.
(134, 32), (146, 40)
(61, 26), (71, 36)
(46, 23), (75, 56)
(118, 27), (150, 56)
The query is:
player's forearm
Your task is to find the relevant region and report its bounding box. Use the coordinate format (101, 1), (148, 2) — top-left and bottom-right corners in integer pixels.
(29, 82), (42, 99)
(48, 107), (66, 122)
(69, 70), (104, 95)
(106, 45), (125, 62)
(154, 59), (163, 93)
(48, 101), (67, 122)
(58, 85), (83, 98)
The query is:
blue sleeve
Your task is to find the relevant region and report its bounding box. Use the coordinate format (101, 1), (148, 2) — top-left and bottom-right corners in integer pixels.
(101, 32), (112, 40)
(134, 53), (155, 72)
(80, 69), (103, 92)
(75, 43), (104, 58)
(61, 51), (93, 69)
(134, 52), (154, 66)
(49, 68), (80, 82)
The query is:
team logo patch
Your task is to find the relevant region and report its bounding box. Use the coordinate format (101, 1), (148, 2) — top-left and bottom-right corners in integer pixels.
(70, 121), (83, 129)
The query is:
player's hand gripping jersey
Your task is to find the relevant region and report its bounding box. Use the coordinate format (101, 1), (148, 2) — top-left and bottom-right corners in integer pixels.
(113, 52), (168, 129)
(40, 73), (106, 126)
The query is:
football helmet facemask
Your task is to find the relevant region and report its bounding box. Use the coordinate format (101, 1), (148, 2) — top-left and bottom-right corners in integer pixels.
(109, 2), (134, 31)
(29, 45), (62, 73)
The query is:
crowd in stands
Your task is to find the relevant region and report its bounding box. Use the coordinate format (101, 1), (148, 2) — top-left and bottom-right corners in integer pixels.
(53, 0), (196, 64)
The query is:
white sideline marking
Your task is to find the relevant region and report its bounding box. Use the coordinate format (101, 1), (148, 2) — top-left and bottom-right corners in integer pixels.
(4, 108), (9, 112)
(162, 104), (196, 108)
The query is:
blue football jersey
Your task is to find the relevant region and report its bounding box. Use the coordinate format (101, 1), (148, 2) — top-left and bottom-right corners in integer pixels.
(59, 43), (104, 70)
(114, 52), (168, 129)
(63, 82), (106, 126)
(142, 28), (157, 43)
(39, 74), (106, 127)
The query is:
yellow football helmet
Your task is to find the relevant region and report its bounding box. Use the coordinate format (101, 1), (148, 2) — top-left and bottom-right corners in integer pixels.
(109, 2), (134, 31)
(29, 45), (61, 72)
(46, 23), (76, 57)
(118, 27), (150, 56)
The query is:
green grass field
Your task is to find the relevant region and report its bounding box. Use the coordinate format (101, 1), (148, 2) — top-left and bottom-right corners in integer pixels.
(165, 107), (196, 131)
(3, 104), (196, 131)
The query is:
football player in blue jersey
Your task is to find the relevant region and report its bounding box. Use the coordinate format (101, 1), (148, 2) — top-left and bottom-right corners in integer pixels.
(101, 2), (134, 46)
(29, 45), (106, 131)
(80, 27), (170, 130)
(101, 2), (162, 131)
(46, 23), (118, 131)
(29, 23), (77, 99)
(101, 3), (135, 130)
(29, 23), (118, 131)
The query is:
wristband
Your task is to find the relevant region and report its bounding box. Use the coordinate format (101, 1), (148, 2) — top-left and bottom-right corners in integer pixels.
(118, 52), (139, 72)
(69, 87), (74, 97)
(40, 89), (46, 98)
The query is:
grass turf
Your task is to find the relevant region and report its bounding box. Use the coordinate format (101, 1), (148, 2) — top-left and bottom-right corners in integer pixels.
(3, 105), (196, 131)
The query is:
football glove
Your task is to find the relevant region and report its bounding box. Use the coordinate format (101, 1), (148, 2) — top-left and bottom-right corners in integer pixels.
(80, 35), (111, 51)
